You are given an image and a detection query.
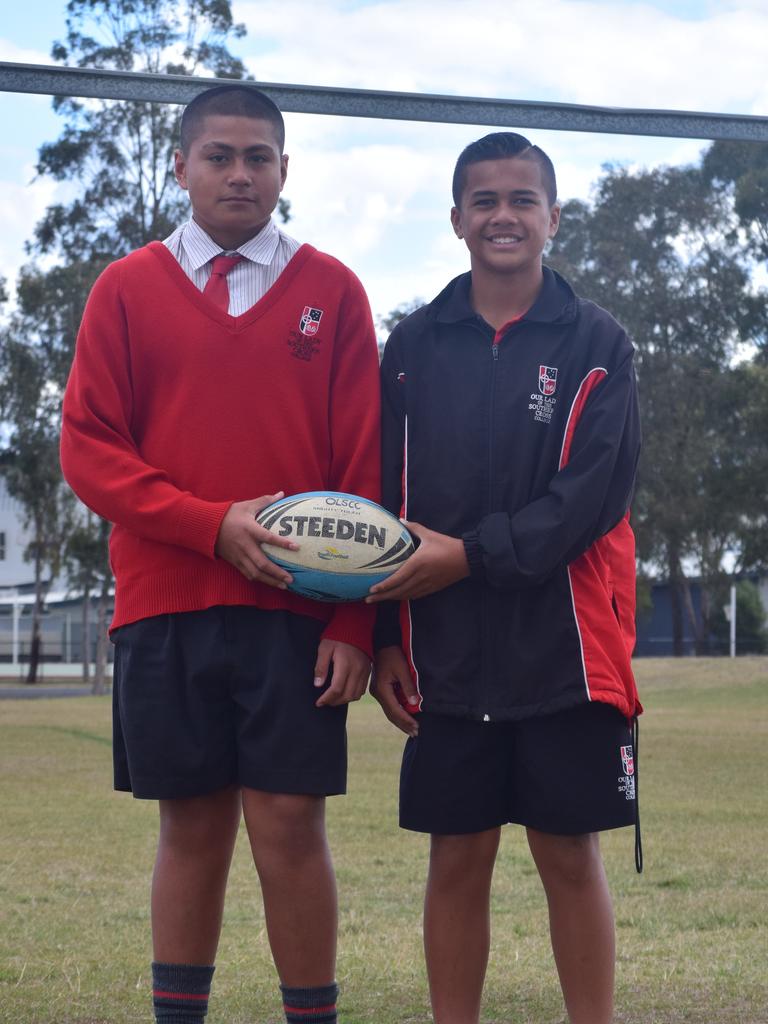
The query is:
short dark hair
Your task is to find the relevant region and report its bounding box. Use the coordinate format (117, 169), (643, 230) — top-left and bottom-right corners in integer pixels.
(180, 84), (285, 154)
(452, 132), (558, 207)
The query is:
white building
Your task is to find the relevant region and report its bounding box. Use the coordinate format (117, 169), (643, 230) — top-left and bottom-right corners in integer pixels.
(0, 475), (33, 589)
(0, 476), (113, 677)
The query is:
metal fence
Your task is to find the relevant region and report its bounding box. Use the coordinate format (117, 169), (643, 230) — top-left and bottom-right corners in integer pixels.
(1, 61), (768, 142)
(0, 604), (114, 673)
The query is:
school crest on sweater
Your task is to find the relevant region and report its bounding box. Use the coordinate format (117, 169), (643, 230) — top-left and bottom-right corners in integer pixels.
(300, 306), (323, 335)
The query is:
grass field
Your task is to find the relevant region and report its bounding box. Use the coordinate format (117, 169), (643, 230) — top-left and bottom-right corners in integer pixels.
(1, 658), (766, 1024)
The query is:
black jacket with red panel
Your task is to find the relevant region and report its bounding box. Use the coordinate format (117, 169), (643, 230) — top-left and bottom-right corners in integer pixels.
(375, 266), (642, 723)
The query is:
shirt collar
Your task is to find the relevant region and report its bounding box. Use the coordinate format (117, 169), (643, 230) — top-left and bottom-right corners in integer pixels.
(432, 266), (577, 327)
(435, 272), (474, 323)
(181, 217), (281, 270)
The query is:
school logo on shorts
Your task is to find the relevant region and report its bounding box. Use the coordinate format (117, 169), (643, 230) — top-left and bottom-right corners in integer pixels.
(618, 744), (636, 800)
(300, 306), (323, 336)
(539, 365), (558, 396)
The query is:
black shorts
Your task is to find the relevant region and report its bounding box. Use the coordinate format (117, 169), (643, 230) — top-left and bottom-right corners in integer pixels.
(400, 702), (637, 836)
(112, 607), (347, 800)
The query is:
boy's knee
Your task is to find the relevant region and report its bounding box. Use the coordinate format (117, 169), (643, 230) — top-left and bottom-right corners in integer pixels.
(429, 830), (500, 886)
(243, 790), (327, 851)
(528, 830), (603, 886)
(158, 787), (241, 854)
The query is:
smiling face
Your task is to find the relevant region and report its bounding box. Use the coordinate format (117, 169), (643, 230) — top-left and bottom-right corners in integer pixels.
(450, 156), (560, 286)
(174, 114), (288, 250)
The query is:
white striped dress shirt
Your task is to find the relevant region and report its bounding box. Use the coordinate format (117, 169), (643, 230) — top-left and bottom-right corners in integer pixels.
(163, 217), (302, 316)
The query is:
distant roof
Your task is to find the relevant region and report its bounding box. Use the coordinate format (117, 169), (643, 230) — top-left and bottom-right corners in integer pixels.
(0, 589), (72, 606)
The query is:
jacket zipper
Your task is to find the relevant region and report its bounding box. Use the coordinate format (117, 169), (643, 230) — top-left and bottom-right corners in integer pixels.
(482, 339), (501, 723)
(489, 341), (499, 505)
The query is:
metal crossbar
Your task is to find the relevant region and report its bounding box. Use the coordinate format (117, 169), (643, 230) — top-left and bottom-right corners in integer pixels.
(1, 61), (767, 143)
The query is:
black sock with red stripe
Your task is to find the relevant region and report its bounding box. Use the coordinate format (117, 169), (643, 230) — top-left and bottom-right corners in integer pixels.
(152, 962), (214, 1021)
(280, 982), (339, 1023)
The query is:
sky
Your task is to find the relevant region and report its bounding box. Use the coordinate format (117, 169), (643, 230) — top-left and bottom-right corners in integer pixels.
(0, 0), (767, 325)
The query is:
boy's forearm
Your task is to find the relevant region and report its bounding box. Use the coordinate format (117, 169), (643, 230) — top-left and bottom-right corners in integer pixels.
(367, 523), (469, 602)
(464, 349), (640, 588)
(321, 602), (376, 660)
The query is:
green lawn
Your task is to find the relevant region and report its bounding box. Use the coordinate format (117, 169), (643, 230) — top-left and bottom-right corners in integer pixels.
(1, 658), (766, 1023)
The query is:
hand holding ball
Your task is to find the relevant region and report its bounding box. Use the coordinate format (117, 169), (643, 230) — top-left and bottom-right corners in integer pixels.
(256, 492), (415, 602)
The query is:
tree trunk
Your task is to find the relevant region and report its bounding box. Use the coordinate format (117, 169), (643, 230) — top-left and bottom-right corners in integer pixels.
(81, 584), (91, 684)
(92, 579), (110, 695)
(25, 545), (44, 684)
(668, 544), (686, 657)
(698, 585), (713, 656)
(681, 577), (708, 656)
(26, 625), (41, 684)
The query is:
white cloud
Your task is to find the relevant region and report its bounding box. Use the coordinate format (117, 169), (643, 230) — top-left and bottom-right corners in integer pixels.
(0, 40), (69, 302)
(0, 164), (61, 296)
(281, 128), (453, 311)
(0, 39), (51, 64)
(234, 0), (768, 114)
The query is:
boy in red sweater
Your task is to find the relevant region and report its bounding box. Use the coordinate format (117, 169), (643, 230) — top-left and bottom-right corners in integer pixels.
(61, 85), (380, 1024)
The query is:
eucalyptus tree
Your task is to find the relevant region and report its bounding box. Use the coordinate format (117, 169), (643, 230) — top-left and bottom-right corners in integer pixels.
(547, 163), (767, 653)
(35, 0), (251, 262)
(1, 0), (263, 678)
(703, 140), (768, 271)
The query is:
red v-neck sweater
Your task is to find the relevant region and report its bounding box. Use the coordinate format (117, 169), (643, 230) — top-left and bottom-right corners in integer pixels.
(61, 241), (381, 653)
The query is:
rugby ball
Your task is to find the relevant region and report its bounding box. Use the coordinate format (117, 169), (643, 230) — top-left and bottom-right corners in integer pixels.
(256, 491), (414, 602)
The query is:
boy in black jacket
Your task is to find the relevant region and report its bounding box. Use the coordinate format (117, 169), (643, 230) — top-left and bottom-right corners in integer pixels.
(368, 132), (642, 1024)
